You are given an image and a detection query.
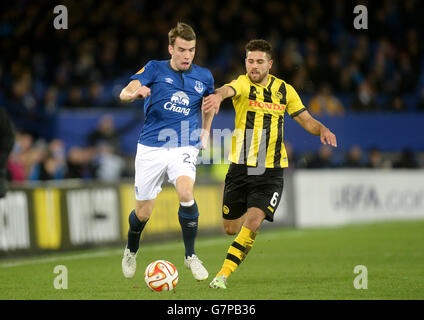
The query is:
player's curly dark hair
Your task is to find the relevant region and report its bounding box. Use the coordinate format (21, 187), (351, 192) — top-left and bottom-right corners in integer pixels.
(168, 22), (196, 46)
(245, 39), (273, 59)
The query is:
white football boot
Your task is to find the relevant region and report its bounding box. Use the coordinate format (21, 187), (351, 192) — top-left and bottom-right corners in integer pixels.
(122, 247), (137, 278)
(184, 254), (209, 281)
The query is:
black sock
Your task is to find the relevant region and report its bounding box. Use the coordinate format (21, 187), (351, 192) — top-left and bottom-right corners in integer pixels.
(178, 201), (199, 258)
(127, 210), (148, 253)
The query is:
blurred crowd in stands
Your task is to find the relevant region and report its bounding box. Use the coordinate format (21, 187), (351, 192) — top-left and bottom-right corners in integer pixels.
(5, 132), (423, 184)
(6, 114), (135, 183)
(1, 0), (424, 183)
(286, 144), (421, 170)
(1, 0), (423, 116)
(5, 114), (423, 185)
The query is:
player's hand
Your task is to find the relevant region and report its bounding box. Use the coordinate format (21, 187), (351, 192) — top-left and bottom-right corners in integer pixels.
(133, 86), (151, 100)
(320, 128), (337, 147)
(203, 93), (222, 114)
(200, 129), (210, 150)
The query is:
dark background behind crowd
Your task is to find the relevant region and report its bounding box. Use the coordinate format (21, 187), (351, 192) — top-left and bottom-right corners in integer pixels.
(1, 0), (423, 182)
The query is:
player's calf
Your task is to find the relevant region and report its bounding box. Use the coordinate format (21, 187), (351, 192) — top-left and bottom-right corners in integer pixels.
(223, 216), (245, 235)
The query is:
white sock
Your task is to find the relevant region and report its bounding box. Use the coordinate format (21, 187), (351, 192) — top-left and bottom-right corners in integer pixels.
(180, 200), (195, 207)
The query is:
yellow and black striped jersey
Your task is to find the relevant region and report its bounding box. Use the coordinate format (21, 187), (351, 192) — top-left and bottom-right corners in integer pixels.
(226, 74), (306, 168)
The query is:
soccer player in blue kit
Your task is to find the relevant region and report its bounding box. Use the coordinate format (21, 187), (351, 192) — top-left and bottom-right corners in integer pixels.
(119, 23), (215, 281)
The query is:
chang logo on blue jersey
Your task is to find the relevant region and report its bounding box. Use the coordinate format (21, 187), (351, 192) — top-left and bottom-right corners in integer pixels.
(164, 91), (191, 116)
(171, 91), (190, 106)
(129, 60), (214, 148)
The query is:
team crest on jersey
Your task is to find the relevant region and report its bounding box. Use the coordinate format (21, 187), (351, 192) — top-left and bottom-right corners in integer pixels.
(275, 91), (283, 100)
(194, 81), (204, 94)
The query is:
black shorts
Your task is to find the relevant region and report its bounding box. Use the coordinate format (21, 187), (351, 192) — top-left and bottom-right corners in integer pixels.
(222, 163), (284, 222)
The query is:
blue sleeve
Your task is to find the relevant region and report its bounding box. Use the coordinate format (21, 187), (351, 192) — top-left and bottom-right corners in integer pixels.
(204, 70), (215, 97)
(130, 60), (156, 87)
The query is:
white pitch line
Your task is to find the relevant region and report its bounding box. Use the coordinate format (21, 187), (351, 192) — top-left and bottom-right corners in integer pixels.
(0, 239), (219, 268)
(0, 250), (119, 268)
(0, 229), (293, 268)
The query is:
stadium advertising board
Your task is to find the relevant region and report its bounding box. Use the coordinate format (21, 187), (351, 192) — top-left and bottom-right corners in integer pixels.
(66, 188), (120, 245)
(0, 191), (30, 251)
(1, 182), (226, 255)
(294, 170), (424, 227)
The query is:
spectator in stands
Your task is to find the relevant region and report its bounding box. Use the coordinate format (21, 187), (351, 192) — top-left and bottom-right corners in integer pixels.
(88, 114), (120, 151)
(27, 140), (48, 181)
(66, 147), (96, 179)
(7, 132), (34, 181)
(86, 82), (106, 107)
(416, 87), (424, 111)
(308, 83), (344, 116)
(88, 114), (120, 156)
(29, 139), (67, 180)
(365, 147), (390, 168)
(43, 86), (60, 113)
(343, 145), (364, 168)
(49, 139), (66, 166)
(93, 142), (125, 182)
(9, 73), (37, 112)
(0, 108), (15, 199)
(87, 113), (141, 154)
(30, 153), (65, 181)
(65, 86), (87, 108)
(351, 81), (378, 111)
(306, 145), (336, 169)
(387, 96), (406, 112)
(393, 149), (418, 169)
(323, 52), (343, 92)
(398, 52), (419, 94)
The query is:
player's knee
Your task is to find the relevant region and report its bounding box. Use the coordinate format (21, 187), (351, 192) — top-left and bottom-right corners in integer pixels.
(244, 211), (265, 232)
(134, 207), (152, 222)
(223, 224), (238, 235)
(177, 189), (193, 203)
(135, 211), (149, 222)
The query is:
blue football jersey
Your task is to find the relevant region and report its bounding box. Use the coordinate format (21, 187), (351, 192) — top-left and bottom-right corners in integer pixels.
(130, 60), (214, 148)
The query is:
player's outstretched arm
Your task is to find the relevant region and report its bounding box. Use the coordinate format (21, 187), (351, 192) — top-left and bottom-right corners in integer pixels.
(119, 80), (151, 103)
(200, 94), (218, 150)
(200, 109), (214, 150)
(293, 110), (338, 147)
(202, 86), (236, 114)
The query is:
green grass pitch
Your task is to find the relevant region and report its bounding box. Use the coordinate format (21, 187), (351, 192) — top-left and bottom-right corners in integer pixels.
(1, 220), (423, 300)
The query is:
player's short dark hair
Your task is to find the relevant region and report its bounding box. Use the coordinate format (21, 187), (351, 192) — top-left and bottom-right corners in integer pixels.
(245, 39), (273, 60)
(168, 22), (196, 46)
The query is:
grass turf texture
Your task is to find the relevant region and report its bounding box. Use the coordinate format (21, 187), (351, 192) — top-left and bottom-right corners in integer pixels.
(0, 220), (423, 300)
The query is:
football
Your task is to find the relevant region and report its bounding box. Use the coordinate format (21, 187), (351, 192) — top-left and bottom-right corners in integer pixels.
(144, 260), (179, 291)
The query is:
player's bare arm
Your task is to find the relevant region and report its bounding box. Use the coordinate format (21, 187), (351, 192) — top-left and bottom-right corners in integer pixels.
(293, 110), (337, 147)
(119, 80), (151, 103)
(202, 85), (235, 114)
(200, 97), (216, 150)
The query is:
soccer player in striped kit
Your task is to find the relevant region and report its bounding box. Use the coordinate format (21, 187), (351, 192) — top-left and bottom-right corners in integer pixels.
(203, 40), (337, 289)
